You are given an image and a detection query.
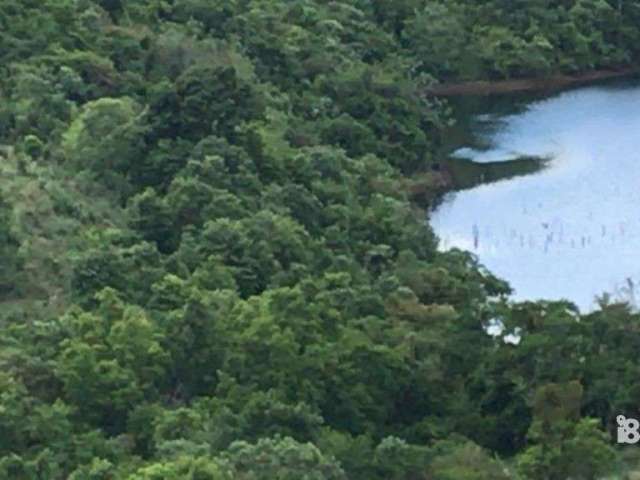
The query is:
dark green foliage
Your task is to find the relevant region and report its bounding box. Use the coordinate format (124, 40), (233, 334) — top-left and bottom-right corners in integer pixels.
(175, 65), (264, 141)
(0, 0), (637, 478)
(0, 195), (21, 295)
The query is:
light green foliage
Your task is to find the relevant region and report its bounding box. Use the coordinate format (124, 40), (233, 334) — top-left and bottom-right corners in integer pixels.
(517, 383), (615, 479)
(0, 0), (638, 478)
(128, 456), (232, 480)
(62, 97), (149, 181)
(56, 289), (169, 427)
(222, 436), (347, 480)
(430, 439), (511, 480)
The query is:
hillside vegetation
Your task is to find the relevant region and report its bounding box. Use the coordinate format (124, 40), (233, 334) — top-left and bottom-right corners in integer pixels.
(1, 1), (640, 478)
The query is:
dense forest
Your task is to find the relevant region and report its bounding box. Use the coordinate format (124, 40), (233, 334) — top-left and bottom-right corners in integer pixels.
(1, 0), (640, 478)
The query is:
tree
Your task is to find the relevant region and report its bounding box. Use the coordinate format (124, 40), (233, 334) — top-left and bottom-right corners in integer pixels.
(55, 289), (169, 431)
(404, 3), (471, 79)
(429, 438), (511, 480)
(517, 382), (616, 480)
(128, 456), (231, 480)
(222, 436), (347, 480)
(127, 188), (177, 254)
(61, 97), (149, 193)
(0, 194), (21, 295)
(175, 65), (263, 141)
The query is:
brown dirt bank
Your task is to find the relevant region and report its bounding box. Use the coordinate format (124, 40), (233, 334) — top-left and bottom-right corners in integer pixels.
(426, 67), (639, 96)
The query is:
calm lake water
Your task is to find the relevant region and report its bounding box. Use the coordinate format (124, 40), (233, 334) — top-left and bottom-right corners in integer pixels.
(431, 80), (640, 311)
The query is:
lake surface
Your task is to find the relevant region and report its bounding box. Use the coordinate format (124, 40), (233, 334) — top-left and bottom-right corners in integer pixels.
(431, 81), (640, 311)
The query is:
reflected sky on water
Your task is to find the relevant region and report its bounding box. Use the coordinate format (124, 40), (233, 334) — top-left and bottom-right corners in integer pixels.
(431, 83), (640, 311)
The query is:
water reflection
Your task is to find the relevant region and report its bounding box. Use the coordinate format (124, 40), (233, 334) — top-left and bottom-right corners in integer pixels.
(431, 82), (640, 311)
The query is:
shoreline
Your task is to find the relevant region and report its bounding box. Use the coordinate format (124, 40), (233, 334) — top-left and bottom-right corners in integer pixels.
(426, 67), (639, 96)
